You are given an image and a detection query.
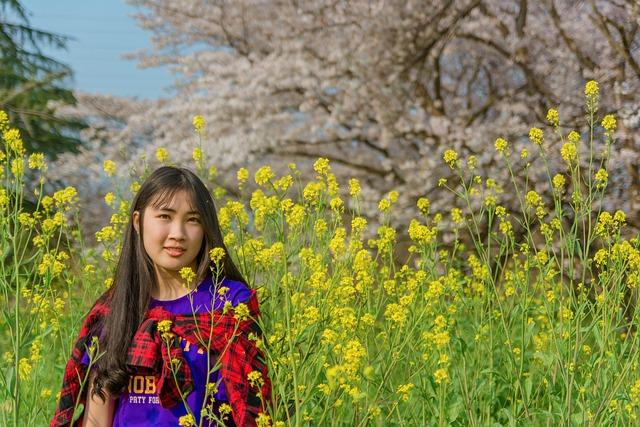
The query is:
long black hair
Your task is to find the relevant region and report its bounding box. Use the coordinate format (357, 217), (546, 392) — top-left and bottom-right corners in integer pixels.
(93, 166), (247, 398)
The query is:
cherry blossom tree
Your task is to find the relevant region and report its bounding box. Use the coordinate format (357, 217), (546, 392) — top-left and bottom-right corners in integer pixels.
(51, 0), (640, 237)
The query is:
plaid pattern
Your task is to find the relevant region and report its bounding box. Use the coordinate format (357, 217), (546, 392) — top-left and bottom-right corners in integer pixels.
(51, 289), (271, 427)
(50, 292), (111, 427)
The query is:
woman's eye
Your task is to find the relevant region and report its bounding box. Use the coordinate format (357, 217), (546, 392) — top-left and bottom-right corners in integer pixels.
(189, 217), (201, 223)
(158, 214), (170, 219)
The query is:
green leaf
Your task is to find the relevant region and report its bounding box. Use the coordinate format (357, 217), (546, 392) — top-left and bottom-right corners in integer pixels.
(71, 403), (84, 423)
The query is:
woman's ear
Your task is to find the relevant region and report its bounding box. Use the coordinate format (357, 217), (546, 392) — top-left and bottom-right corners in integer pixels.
(132, 211), (140, 234)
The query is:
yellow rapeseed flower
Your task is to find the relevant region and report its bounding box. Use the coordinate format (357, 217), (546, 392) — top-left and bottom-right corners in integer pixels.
(155, 147), (169, 163)
(585, 80), (599, 100)
(567, 130), (581, 143)
(237, 167), (249, 186)
(442, 149), (458, 169)
(41, 388), (52, 399)
(313, 157), (331, 175)
(451, 208), (463, 224)
(274, 175), (293, 191)
(285, 203), (305, 228)
(179, 267), (196, 285)
(209, 247), (226, 264)
(234, 303), (250, 321)
(384, 303), (407, 325)
(219, 402), (232, 418)
(192, 147), (203, 163)
(546, 108), (559, 127)
(256, 413), (271, 427)
(351, 217), (367, 235)
(525, 191), (542, 207)
(396, 383), (414, 402)
(157, 320), (172, 334)
(602, 114), (616, 133)
(330, 196), (344, 212)
(348, 178), (361, 198)
(552, 174), (566, 192)
(103, 160), (117, 177)
(178, 414), (196, 427)
(4, 128), (24, 154)
(314, 218), (327, 235)
(417, 197), (430, 214)
(247, 370), (264, 388)
(494, 137), (508, 154)
(18, 358), (31, 380)
(595, 168), (608, 189)
(529, 128), (544, 146)
(254, 166), (275, 186)
(104, 192), (115, 207)
(11, 158), (24, 178)
(433, 367), (449, 384)
(0, 110), (8, 131)
(560, 142), (577, 164)
(53, 186), (78, 207)
(28, 153), (46, 171)
(378, 198), (391, 213)
(192, 115), (205, 134)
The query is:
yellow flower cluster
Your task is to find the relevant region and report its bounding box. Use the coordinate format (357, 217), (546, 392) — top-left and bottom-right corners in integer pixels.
(250, 189), (279, 231)
(529, 128), (544, 146)
(595, 168), (608, 189)
(209, 247), (226, 264)
(560, 142), (577, 164)
(443, 149), (458, 169)
(234, 303), (250, 321)
(601, 114), (616, 134)
(38, 251), (69, 277)
(179, 267), (196, 285)
(192, 147), (203, 163)
(396, 383), (414, 402)
(378, 191), (398, 213)
(313, 158), (331, 176)
(237, 167), (249, 186)
(178, 414), (195, 427)
(155, 147), (169, 163)
(525, 191), (546, 218)
(218, 200), (249, 231)
(585, 80), (599, 101)
(546, 108), (559, 127)
(103, 160), (117, 177)
(552, 174), (566, 192)
(255, 166), (275, 186)
(348, 178), (361, 198)
(4, 128), (25, 155)
(408, 219), (437, 246)
(494, 137), (509, 154)
(595, 210), (626, 238)
(28, 153), (46, 171)
(417, 197), (430, 214)
(192, 115), (205, 134)
(302, 181), (325, 206)
(369, 225), (396, 254)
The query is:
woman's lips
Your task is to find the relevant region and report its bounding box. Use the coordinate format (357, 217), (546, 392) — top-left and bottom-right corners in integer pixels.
(164, 247), (185, 257)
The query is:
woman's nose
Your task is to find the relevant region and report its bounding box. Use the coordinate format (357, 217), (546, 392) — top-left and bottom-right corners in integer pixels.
(168, 221), (186, 240)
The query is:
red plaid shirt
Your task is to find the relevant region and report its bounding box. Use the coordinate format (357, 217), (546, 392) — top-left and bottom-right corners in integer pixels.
(51, 289), (271, 426)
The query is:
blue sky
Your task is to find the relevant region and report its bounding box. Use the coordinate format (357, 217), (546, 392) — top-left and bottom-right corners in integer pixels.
(22, 1), (174, 99)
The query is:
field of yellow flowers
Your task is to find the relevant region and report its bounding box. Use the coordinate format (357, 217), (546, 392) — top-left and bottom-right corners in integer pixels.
(2, 82), (640, 426)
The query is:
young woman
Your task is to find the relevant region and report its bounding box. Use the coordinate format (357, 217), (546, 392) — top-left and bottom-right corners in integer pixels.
(51, 166), (271, 427)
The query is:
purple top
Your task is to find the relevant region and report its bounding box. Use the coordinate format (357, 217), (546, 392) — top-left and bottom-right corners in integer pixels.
(83, 275), (250, 426)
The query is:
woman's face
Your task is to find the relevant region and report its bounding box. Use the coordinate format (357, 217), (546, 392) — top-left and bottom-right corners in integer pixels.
(133, 189), (204, 276)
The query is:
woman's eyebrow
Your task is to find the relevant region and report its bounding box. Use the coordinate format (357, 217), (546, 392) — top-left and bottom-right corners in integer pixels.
(156, 207), (200, 215)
